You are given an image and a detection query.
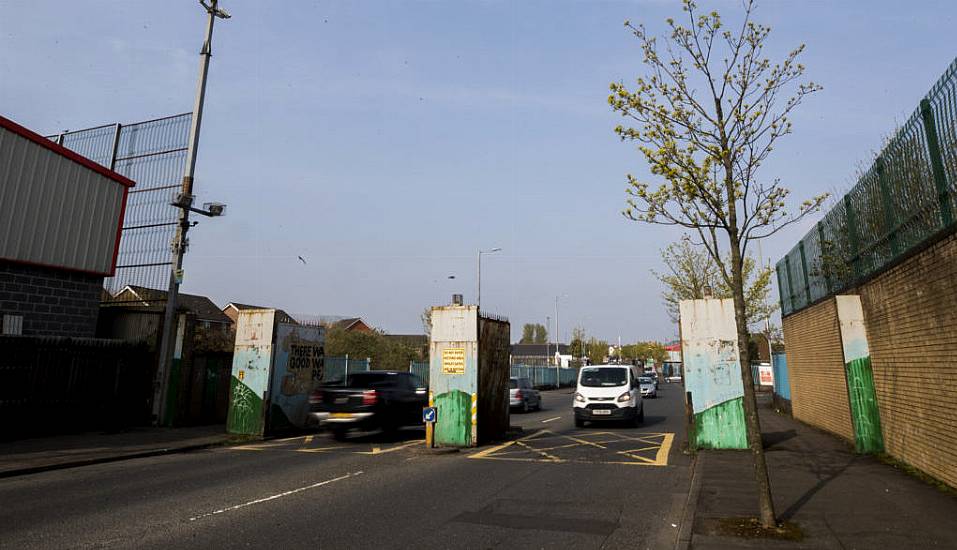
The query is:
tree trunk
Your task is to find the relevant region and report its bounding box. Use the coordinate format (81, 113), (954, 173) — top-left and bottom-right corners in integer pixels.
(729, 236), (777, 528)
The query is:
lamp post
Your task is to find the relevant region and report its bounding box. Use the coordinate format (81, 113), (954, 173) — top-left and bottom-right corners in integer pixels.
(152, 0), (230, 426)
(476, 247), (501, 309)
(554, 294), (567, 388)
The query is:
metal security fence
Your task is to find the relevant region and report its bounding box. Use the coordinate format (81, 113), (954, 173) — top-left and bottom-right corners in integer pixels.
(50, 114), (192, 297)
(321, 356), (371, 385)
(777, 58), (957, 316)
(407, 362), (577, 389)
(510, 365), (578, 389)
(410, 361), (429, 382)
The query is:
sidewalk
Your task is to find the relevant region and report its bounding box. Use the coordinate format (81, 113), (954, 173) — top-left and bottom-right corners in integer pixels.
(687, 408), (957, 549)
(0, 425), (231, 478)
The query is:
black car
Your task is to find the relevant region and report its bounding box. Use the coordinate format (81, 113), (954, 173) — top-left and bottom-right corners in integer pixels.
(308, 371), (428, 439)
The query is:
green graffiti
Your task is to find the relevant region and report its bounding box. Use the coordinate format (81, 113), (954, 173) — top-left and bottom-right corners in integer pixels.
(845, 356), (884, 454)
(434, 390), (471, 447)
(694, 397), (748, 449)
(227, 376), (264, 436)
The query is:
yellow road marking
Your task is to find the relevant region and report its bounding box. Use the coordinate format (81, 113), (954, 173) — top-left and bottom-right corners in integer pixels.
(303, 435), (314, 445)
(469, 430), (675, 466)
(356, 440), (423, 455)
(516, 440), (563, 462)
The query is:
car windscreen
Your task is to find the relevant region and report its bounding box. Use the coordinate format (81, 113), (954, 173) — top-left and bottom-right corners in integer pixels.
(639, 377), (653, 384)
(579, 368), (628, 387)
(509, 379), (518, 389)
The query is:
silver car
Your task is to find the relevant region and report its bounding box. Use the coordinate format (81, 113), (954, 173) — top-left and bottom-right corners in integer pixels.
(509, 377), (542, 412)
(638, 376), (657, 398)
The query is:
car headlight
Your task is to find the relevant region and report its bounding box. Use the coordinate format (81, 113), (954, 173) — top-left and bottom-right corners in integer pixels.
(617, 392), (631, 403)
(574, 392), (586, 403)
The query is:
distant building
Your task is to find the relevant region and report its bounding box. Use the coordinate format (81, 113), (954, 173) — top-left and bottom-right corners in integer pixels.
(332, 317), (373, 333)
(0, 115), (133, 337)
(511, 343), (572, 367)
(222, 302), (297, 325)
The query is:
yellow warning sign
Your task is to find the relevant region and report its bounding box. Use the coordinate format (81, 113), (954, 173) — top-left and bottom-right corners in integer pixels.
(442, 348), (466, 374)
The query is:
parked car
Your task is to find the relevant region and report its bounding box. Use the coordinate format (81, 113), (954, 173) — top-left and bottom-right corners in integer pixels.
(308, 371), (428, 440)
(509, 377), (542, 412)
(638, 376), (657, 398)
(573, 364), (644, 427)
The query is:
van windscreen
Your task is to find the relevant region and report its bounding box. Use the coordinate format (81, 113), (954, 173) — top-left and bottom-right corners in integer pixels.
(579, 367), (627, 387)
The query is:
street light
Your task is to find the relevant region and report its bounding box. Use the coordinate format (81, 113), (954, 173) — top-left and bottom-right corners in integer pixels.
(554, 294), (568, 388)
(477, 247), (501, 309)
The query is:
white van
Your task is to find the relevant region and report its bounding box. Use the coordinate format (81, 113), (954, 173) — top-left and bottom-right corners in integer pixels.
(573, 364), (644, 428)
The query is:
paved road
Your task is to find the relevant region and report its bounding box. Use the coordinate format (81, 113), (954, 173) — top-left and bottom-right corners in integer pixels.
(0, 383), (692, 549)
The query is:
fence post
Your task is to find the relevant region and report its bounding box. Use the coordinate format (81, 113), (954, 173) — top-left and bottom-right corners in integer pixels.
(785, 255), (797, 309)
(816, 223), (832, 294)
(366, 357), (371, 371)
(875, 155), (901, 257)
(409, 361), (413, 373)
(799, 241), (812, 305)
(920, 98), (954, 227)
(844, 195), (862, 282)
(344, 354), (349, 385)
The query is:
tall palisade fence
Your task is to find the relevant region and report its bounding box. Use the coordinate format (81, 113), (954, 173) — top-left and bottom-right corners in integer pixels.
(777, 58), (957, 316)
(49, 114), (192, 298)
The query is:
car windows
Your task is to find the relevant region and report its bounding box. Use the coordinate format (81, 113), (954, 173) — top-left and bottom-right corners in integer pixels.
(346, 372), (399, 389)
(579, 367), (627, 387)
(509, 379), (518, 389)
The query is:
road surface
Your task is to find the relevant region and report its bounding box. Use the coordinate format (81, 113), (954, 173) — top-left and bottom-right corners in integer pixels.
(0, 383), (692, 549)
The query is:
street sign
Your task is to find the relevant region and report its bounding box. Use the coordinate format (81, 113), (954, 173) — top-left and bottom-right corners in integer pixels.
(423, 406), (437, 423)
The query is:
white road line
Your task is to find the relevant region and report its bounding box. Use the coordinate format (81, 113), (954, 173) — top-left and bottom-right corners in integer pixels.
(188, 471), (363, 522)
(541, 416), (562, 423)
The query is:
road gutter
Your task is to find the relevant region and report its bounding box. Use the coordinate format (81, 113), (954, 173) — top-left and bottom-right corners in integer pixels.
(675, 451), (703, 550)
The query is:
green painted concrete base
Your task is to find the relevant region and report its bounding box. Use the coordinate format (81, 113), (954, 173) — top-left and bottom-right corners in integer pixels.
(227, 377), (264, 436)
(845, 356), (884, 454)
(694, 397), (748, 449)
(434, 390), (471, 447)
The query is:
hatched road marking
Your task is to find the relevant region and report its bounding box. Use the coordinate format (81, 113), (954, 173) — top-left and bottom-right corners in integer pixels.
(227, 435), (423, 456)
(469, 429), (674, 466)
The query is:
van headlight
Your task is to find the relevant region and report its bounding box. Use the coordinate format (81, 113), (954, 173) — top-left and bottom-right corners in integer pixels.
(617, 392), (632, 403)
(574, 392), (586, 403)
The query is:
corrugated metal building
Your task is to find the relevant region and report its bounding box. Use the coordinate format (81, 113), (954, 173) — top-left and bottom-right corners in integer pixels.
(0, 114), (134, 337)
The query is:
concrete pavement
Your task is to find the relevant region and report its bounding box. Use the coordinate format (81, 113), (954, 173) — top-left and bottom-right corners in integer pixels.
(0, 385), (692, 549)
(687, 407), (957, 549)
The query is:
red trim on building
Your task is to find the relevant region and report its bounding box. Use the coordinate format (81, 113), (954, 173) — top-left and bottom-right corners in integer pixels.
(0, 114), (136, 188)
(108, 185), (130, 276)
(0, 257), (111, 278)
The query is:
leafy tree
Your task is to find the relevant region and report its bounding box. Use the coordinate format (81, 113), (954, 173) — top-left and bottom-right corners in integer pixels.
(521, 323), (549, 344)
(654, 237), (776, 326)
(585, 337), (609, 366)
(608, 0), (826, 527)
(569, 327), (586, 359)
(324, 326), (418, 371)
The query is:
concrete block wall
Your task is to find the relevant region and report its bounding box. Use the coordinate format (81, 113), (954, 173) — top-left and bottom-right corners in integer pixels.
(782, 297), (855, 442)
(0, 262), (102, 337)
(858, 232), (957, 488)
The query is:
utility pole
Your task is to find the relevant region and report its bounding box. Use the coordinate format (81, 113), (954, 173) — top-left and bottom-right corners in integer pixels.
(545, 316), (550, 366)
(152, 0), (230, 426)
(554, 296), (560, 387)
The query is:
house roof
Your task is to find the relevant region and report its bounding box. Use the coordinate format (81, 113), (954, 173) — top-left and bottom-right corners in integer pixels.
(224, 302), (267, 311)
(110, 285), (232, 324)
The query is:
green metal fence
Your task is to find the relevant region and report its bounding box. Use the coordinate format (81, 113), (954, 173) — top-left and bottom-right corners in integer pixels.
(777, 57), (957, 316)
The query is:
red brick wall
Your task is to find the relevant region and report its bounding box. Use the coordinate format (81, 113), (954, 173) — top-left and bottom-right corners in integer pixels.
(783, 298), (855, 441)
(859, 231), (957, 488)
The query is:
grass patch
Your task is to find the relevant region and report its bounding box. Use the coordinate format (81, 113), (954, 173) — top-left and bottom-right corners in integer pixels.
(699, 516), (804, 541)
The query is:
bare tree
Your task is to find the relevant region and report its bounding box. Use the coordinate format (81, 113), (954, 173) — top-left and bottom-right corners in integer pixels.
(609, 0), (826, 527)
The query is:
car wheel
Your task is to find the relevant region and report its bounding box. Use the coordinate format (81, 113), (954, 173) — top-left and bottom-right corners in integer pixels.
(575, 418), (585, 428)
(522, 400), (529, 413)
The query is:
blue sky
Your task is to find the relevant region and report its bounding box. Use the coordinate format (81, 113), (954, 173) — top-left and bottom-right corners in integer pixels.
(2, 1), (954, 342)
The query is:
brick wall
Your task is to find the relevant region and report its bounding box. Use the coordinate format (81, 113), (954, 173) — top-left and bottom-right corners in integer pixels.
(782, 297), (855, 441)
(859, 231), (957, 488)
(0, 262), (103, 337)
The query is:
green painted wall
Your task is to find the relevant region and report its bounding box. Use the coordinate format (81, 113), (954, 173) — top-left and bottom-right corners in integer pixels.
(434, 390), (471, 447)
(226, 376), (264, 436)
(845, 356), (885, 454)
(694, 397), (748, 449)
